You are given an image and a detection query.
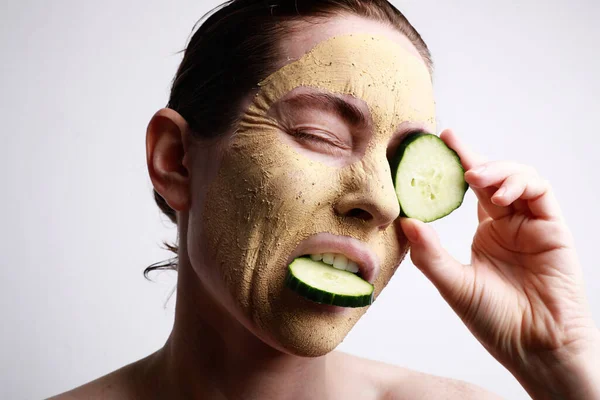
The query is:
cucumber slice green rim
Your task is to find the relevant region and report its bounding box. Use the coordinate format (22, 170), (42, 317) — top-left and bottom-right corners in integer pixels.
(285, 257), (374, 308)
(390, 133), (469, 223)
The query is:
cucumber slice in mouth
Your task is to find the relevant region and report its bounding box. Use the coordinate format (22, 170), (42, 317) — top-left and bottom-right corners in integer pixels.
(391, 133), (469, 222)
(285, 257), (374, 308)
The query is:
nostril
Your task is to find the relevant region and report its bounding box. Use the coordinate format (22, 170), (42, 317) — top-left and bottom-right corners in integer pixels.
(346, 208), (373, 221)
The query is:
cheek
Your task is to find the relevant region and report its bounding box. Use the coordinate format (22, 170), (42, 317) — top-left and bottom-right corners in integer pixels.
(194, 129), (342, 302)
(185, 146), (230, 281)
(373, 222), (410, 295)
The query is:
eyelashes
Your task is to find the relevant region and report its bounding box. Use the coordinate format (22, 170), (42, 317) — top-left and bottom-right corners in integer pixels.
(288, 128), (351, 156)
(290, 129), (326, 143)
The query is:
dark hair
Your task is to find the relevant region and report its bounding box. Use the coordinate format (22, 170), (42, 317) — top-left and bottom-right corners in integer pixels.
(145, 0), (433, 278)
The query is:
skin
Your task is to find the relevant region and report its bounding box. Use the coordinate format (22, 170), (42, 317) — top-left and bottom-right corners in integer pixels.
(195, 30), (437, 357)
(50, 14), (599, 400)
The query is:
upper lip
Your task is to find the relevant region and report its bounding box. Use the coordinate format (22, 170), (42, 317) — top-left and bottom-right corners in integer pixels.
(285, 232), (380, 284)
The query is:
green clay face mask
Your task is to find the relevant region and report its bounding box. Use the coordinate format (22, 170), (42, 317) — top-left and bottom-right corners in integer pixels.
(192, 33), (436, 356)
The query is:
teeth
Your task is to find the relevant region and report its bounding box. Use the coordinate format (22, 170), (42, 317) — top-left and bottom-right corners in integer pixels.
(322, 253), (335, 265)
(346, 261), (359, 273)
(332, 254), (348, 270)
(307, 253), (359, 274)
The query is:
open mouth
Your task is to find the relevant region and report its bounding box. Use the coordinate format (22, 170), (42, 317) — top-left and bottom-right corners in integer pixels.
(286, 255), (374, 308)
(286, 232), (379, 285)
(284, 234), (379, 308)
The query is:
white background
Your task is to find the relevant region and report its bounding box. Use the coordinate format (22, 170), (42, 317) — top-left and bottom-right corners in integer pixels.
(1, 0), (598, 398)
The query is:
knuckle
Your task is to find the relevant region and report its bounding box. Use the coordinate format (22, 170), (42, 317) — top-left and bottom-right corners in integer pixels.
(508, 172), (525, 185)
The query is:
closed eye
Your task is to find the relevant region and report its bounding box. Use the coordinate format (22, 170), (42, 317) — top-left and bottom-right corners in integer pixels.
(290, 128), (351, 151)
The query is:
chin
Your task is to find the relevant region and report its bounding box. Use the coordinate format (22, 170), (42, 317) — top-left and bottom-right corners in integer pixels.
(251, 288), (367, 358)
(267, 319), (351, 358)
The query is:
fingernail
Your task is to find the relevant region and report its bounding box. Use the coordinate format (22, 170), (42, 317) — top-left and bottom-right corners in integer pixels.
(471, 165), (486, 175)
(494, 187), (506, 198)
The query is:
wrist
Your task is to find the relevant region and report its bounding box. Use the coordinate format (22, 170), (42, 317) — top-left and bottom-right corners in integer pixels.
(515, 329), (600, 400)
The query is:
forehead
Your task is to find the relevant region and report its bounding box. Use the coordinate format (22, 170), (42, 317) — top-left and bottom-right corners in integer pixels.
(252, 16), (436, 138)
(280, 14), (425, 65)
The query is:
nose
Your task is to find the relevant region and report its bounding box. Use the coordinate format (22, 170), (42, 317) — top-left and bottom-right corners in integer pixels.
(333, 154), (400, 231)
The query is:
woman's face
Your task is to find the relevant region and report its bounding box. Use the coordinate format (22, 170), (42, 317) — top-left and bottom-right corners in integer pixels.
(185, 15), (436, 356)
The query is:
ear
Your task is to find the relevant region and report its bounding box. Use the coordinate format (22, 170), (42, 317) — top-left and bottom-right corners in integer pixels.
(146, 108), (191, 212)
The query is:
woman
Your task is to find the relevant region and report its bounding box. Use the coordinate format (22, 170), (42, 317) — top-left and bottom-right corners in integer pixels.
(52, 0), (599, 398)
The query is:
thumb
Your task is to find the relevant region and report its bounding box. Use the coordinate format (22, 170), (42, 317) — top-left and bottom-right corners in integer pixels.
(400, 217), (473, 303)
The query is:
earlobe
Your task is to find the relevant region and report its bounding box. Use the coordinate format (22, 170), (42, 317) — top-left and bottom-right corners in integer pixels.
(146, 108), (191, 212)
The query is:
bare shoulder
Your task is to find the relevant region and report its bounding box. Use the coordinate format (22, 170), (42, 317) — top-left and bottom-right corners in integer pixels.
(381, 368), (504, 400)
(331, 351), (504, 400)
(47, 365), (136, 400)
(47, 354), (159, 400)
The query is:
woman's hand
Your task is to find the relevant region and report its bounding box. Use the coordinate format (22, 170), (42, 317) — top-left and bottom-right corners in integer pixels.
(400, 129), (600, 399)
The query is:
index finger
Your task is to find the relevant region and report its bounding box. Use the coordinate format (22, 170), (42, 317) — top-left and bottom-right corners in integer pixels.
(438, 129), (511, 219)
(439, 128), (487, 171)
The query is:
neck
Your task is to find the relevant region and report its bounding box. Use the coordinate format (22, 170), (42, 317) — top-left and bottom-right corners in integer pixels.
(154, 255), (332, 400)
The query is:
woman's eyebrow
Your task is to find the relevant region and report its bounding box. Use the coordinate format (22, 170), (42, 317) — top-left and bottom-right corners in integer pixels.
(280, 92), (368, 127)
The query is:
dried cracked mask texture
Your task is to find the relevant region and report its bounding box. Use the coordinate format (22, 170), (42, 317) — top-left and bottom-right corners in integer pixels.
(194, 34), (436, 356)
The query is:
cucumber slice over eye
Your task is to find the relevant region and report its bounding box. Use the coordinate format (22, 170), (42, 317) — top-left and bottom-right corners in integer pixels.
(285, 257), (374, 308)
(391, 133), (469, 223)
